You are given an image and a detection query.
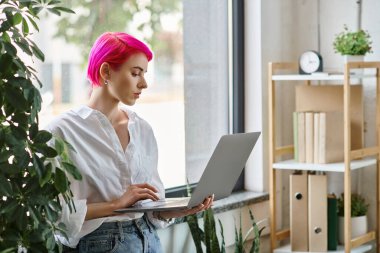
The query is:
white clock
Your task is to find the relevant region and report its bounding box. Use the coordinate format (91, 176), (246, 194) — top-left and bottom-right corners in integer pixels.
(299, 50), (323, 74)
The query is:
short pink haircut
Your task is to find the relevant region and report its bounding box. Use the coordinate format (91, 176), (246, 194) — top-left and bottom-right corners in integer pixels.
(87, 32), (153, 87)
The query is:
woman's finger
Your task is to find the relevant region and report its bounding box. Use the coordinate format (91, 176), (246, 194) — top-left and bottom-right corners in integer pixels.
(138, 188), (160, 200)
(137, 193), (160, 202)
(189, 203), (205, 214)
(133, 183), (158, 193)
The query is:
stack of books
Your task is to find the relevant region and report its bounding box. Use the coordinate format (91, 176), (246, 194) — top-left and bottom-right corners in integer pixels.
(293, 111), (344, 164)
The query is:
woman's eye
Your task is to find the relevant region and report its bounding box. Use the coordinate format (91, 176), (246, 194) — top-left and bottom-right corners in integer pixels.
(132, 73), (139, 77)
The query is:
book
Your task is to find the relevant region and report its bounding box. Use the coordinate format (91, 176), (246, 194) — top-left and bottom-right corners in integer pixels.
(328, 194), (338, 250)
(298, 112), (306, 163)
(314, 112), (320, 163)
(319, 111), (344, 164)
(293, 112), (299, 162)
(305, 112), (314, 163)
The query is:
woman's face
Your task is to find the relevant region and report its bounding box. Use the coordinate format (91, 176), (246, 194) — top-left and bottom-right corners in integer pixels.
(107, 52), (149, 106)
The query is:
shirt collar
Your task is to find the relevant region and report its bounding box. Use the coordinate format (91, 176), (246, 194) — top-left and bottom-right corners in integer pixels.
(73, 105), (93, 119)
(73, 105), (136, 122)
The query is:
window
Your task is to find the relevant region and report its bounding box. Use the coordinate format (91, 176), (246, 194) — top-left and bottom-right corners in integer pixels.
(37, 0), (230, 190)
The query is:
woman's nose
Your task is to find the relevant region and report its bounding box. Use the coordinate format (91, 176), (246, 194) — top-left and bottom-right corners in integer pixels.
(138, 77), (148, 89)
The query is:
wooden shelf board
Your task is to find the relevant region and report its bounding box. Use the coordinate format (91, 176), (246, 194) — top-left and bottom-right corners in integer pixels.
(271, 74), (375, 81)
(273, 158), (377, 172)
(273, 243), (372, 253)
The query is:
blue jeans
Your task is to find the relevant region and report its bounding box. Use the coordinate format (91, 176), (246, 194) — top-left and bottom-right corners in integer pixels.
(63, 216), (163, 253)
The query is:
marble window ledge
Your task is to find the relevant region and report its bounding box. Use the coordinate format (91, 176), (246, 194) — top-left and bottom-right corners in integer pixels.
(168, 191), (269, 225)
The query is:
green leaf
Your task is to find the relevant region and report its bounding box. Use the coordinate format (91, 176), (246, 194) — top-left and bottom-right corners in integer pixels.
(34, 144), (58, 158)
(218, 219), (226, 253)
(28, 206), (41, 229)
(0, 53), (14, 76)
(0, 150), (12, 163)
(0, 175), (13, 196)
(46, 233), (56, 250)
(34, 130), (52, 143)
(0, 200), (18, 214)
(0, 20), (12, 33)
(62, 162), (82, 180)
(4, 131), (25, 148)
(3, 42), (17, 56)
(5, 87), (28, 111)
(32, 6), (43, 15)
(14, 206), (27, 230)
(12, 112), (28, 127)
(26, 15), (39, 31)
(15, 39), (33, 56)
(22, 18), (30, 35)
(48, 0), (62, 5)
(10, 124), (27, 139)
(47, 7), (61, 16)
(32, 154), (44, 179)
(31, 44), (45, 61)
(53, 6), (75, 14)
(40, 162), (52, 186)
(31, 89), (42, 119)
(2, 31), (11, 42)
(15, 150), (31, 169)
(30, 123), (39, 139)
(44, 204), (58, 221)
(12, 13), (23, 25)
(0, 248), (17, 253)
(0, 162), (23, 175)
(186, 214), (204, 253)
(54, 168), (68, 193)
(54, 138), (64, 155)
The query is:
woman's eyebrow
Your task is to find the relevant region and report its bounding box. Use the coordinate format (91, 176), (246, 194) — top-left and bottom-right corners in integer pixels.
(132, 66), (147, 72)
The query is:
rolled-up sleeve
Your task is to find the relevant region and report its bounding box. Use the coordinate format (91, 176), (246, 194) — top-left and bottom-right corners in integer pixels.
(55, 198), (87, 246)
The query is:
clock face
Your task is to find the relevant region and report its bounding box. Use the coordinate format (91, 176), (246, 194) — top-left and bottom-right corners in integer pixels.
(300, 51), (321, 74)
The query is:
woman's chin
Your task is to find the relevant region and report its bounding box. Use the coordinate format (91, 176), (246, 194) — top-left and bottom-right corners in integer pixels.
(121, 99), (136, 106)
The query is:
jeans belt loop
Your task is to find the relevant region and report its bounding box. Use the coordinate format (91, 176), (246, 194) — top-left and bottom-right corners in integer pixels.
(117, 221), (125, 242)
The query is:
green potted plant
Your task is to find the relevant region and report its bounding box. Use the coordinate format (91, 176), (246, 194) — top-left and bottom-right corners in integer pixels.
(0, 1), (80, 252)
(337, 193), (369, 244)
(186, 208), (265, 253)
(333, 25), (373, 63)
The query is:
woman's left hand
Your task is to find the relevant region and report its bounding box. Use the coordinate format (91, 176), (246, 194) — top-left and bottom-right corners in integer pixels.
(155, 194), (214, 220)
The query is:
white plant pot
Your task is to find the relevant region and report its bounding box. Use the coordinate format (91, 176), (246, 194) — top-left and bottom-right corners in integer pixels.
(343, 55), (364, 78)
(338, 215), (368, 245)
(343, 55), (364, 63)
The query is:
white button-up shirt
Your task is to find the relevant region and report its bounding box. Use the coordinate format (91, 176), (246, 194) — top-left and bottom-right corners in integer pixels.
(45, 105), (169, 247)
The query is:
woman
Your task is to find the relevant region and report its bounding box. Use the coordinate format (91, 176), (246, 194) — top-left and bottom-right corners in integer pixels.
(46, 32), (213, 252)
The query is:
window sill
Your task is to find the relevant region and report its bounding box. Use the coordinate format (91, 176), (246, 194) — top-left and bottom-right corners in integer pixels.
(212, 190), (269, 214)
(170, 191), (269, 225)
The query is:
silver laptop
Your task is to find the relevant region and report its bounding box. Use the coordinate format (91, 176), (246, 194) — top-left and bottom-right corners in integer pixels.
(114, 132), (260, 213)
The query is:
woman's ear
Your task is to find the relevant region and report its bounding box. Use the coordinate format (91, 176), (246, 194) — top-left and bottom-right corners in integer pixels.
(99, 62), (111, 82)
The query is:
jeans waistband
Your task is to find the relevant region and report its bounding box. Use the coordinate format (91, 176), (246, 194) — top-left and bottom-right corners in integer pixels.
(100, 216), (145, 229)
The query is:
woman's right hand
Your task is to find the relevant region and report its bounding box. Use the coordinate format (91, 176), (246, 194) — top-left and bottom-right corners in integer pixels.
(112, 183), (160, 209)
(86, 183), (160, 220)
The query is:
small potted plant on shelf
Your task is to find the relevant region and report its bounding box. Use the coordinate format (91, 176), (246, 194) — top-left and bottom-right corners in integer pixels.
(333, 25), (373, 63)
(337, 193), (369, 244)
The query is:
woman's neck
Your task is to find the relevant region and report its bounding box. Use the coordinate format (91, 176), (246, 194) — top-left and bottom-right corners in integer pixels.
(87, 87), (121, 124)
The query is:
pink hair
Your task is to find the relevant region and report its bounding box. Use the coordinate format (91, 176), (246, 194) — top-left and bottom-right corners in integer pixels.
(87, 32), (153, 87)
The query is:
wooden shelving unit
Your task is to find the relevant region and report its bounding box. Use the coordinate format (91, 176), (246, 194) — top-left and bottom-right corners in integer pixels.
(268, 62), (380, 253)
